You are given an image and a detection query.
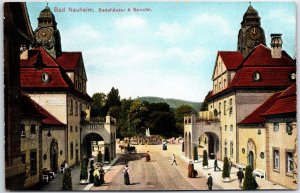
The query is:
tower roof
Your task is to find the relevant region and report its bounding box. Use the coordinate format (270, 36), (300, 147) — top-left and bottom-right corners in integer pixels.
(39, 5), (55, 20)
(241, 5), (261, 26)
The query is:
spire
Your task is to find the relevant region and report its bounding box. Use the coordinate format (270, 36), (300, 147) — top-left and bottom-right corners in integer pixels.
(38, 4), (56, 28)
(241, 4), (260, 27)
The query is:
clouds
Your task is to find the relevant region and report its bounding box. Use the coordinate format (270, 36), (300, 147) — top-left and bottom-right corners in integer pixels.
(155, 22), (189, 43)
(114, 16), (147, 30)
(26, 2), (295, 102)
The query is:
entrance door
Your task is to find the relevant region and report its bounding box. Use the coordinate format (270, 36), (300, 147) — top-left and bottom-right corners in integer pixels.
(50, 140), (58, 173)
(208, 136), (215, 159)
(248, 151), (254, 169)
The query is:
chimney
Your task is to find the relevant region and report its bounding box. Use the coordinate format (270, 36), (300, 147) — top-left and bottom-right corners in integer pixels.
(270, 34), (283, 59)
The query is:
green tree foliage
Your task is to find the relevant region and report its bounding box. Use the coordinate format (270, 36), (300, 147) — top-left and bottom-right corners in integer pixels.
(91, 92), (106, 118)
(146, 102), (177, 138)
(128, 100), (149, 136)
(118, 98), (133, 138)
(61, 168), (73, 190)
(80, 159), (88, 180)
(200, 91), (212, 111)
(108, 106), (121, 118)
(222, 157), (230, 178)
(203, 150), (208, 167)
(103, 87), (121, 115)
(175, 105), (196, 134)
(243, 165), (258, 190)
(194, 146), (198, 160)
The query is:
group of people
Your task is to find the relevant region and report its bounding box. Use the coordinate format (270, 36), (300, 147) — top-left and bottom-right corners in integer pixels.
(89, 160), (105, 187)
(188, 161), (198, 178)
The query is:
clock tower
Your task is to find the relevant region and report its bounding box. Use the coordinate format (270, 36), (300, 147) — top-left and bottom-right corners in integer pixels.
(237, 4), (266, 57)
(34, 5), (62, 58)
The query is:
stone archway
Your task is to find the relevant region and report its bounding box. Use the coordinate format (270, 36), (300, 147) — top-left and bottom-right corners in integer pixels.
(82, 133), (104, 158)
(247, 138), (256, 169)
(184, 114), (221, 160)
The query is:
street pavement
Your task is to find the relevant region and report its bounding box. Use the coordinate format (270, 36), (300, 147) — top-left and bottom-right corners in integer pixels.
(91, 144), (220, 191)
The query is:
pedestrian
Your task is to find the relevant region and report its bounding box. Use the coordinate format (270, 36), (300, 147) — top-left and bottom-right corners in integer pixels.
(237, 168), (244, 189)
(99, 164), (105, 185)
(171, 154), (177, 165)
(229, 158), (233, 174)
(124, 164), (130, 185)
(188, 161), (193, 178)
(145, 151), (151, 162)
(214, 158), (221, 172)
(206, 173), (213, 190)
(89, 165), (95, 183)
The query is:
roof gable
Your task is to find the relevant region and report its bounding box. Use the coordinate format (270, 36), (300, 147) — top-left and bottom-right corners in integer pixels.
(56, 52), (82, 71)
(240, 44), (294, 67)
(21, 48), (60, 67)
(219, 51), (244, 70)
(239, 92), (281, 124)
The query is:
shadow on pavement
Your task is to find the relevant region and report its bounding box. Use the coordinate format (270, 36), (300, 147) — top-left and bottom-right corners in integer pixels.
(114, 153), (145, 166)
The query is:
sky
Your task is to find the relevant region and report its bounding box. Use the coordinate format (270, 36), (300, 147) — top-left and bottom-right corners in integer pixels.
(26, 2), (296, 102)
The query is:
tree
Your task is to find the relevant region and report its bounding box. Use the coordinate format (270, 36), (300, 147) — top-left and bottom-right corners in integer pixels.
(243, 165), (258, 190)
(128, 100), (148, 136)
(80, 159), (88, 180)
(91, 92), (106, 118)
(222, 157), (230, 179)
(108, 106), (121, 118)
(175, 105), (196, 134)
(61, 168), (73, 190)
(103, 87), (121, 115)
(118, 98), (133, 138)
(194, 146), (198, 160)
(97, 151), (103, 163)
(203, 150), (208, 167)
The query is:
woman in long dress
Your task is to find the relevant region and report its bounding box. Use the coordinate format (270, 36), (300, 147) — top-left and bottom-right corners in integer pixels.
(188, 161), (193, 178)
(124, 165), (130, 185)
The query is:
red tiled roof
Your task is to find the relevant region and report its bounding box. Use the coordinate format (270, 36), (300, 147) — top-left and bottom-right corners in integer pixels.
(241, 44), (294, 67)
(20, 48), (59, 67)
(20, 94), (45, 118)
(278, 83), (296, 98)
(56, 52), (82, 71)
(21, 93), (65, 126)
(229, 66), (295, 87)
(206, 45), (295, 101)
(239, 83), (296, 124)
(30, 99), (66, 126)
(238, 92), (281, 124)
(263, 84), (296, 116)
(218, 51), (244, 70)
(21, 68), (70, 88)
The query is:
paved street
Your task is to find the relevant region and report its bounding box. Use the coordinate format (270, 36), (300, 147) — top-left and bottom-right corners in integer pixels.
(92, 144), (220, 191)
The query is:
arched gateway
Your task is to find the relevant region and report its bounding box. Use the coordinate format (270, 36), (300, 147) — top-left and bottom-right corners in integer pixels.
(183, 114), (221, 160)
(81, 116), (117, 162)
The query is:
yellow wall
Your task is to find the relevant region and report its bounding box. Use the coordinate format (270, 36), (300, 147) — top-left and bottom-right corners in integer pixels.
(238, 126), (266, 171)
(266, 122), (297, 189)
(42, 128), (66, 172)
(20, 119), (41, 188)
(29, 94), (67, 124)
(208, 94), (237, 163)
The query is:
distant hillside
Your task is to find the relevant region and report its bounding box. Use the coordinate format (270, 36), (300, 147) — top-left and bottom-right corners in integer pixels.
(136, 96), (202, 111)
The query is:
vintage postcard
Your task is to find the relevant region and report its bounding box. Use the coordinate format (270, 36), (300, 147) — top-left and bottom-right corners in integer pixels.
(4, 1), (297, 191)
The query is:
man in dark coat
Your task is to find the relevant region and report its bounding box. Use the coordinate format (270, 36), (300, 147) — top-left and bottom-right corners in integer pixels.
(214, 159), (221, 171)
(207, 173), (213, 190)
(237, 168), (244, 188)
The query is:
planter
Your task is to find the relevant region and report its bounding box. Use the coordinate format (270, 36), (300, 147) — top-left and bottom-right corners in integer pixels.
(222, 177), (231, 182)
(79, 179), (89, 185)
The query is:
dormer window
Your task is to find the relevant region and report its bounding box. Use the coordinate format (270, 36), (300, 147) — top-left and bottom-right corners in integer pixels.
(253, 71), (261, 81)
(42, 72), (50, 83)
(290, 72), (296, 81)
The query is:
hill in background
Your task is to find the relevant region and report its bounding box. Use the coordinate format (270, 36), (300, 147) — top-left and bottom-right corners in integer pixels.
(136, 96), (202, 111)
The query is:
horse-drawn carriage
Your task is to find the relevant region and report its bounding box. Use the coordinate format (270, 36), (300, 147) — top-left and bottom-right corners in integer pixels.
(119, 144), (136, 153)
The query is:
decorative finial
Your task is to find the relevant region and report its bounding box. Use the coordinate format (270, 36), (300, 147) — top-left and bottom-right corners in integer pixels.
(249, 1), (251, 6)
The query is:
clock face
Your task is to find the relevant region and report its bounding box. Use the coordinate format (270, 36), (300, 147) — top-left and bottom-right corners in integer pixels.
(36, 28), (52, 43)
(248, 27), (262, 40)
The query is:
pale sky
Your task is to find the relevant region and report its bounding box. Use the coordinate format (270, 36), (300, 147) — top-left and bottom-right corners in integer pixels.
(27, 2), (296, 102)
